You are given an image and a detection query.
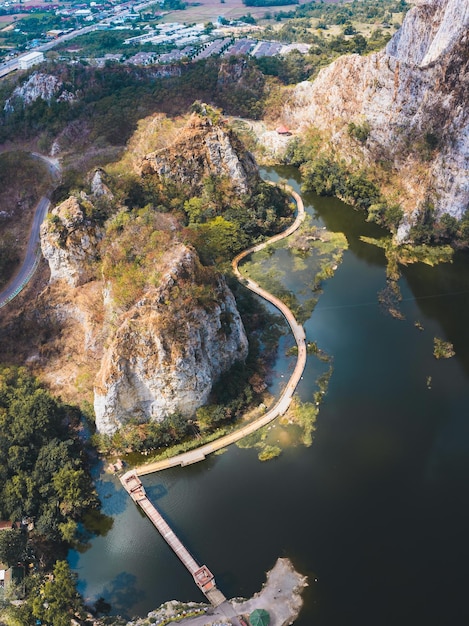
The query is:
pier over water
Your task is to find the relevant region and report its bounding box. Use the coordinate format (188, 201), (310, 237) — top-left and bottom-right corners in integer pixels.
(120, 471), (226, 607)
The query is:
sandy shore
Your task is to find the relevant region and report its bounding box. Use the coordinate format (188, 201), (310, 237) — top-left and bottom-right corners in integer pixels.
(126, 558), (308, 626)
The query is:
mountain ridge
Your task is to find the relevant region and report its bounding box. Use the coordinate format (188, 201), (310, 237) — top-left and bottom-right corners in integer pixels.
(282, 0), (469, 238)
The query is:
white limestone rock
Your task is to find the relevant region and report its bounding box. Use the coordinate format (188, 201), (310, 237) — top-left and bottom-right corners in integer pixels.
(141, 114), (258, 195)
(4, 72), (75, 112)
(40, 196), (102, 287)
(94, 244), (248, 435)
(284, 0), (469, 221)
(90, 169), (113, 198)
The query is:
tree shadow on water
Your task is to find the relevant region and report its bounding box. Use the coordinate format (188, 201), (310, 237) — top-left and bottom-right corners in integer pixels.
(99, 571), (146, 618)
(97, 477), (129, 516)
(145, 483), (168, 501)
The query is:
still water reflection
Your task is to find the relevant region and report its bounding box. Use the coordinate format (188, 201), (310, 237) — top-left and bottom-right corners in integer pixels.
(70, 167), (469, 625)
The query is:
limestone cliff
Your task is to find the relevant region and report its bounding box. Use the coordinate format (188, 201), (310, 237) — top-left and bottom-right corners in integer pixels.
(140, 113), (258, 194)
(94, 244), (248, 435)
(37, 112), (255, 434)
(40, 196), (103, 287)
(284, 0), (469, 230)
(4, 72), (75, 113)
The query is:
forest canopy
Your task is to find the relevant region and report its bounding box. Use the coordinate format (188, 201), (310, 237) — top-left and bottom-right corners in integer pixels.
(0, 366), (98, 544)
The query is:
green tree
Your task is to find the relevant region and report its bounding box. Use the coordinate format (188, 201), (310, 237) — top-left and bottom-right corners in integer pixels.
(383, 203), (404, 233)
(348, 120), (371, 143)
(0, 366), (98, 544)
(437, 213), (458, 242)
(52, 467), (95, 516)
(32, 561), (83, 626)
(342, 21), (356, 35)
(0, 529), (26, 566)
(184, 196), (209, 223)
(189, 216), (245, 262)
(302, 156), (347, 196)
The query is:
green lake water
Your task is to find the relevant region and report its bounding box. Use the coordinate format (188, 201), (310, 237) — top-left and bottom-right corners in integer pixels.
(70, 166), (469, 625)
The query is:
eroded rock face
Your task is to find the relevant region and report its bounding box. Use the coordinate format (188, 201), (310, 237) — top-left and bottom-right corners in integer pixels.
(4, 72), (75, 112)
(284, 0), (469, 221)
(40, 196), (103, 287)
(141, 114), (258, 194)
(94, 244), (248, 435)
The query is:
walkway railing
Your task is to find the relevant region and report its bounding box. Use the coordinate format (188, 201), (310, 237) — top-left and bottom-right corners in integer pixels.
(132, 184), (307, 477)
(120, 471), (226, 607)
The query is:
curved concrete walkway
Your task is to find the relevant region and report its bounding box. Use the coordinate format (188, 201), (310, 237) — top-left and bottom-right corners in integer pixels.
(135, 185), (307, 476)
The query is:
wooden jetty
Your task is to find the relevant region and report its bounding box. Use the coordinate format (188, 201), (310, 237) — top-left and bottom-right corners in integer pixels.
(120, 471), (226, 607)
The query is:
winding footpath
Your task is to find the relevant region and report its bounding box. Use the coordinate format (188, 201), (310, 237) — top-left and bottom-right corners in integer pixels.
(0, 154), (61, 309)
(134, 185), (307, 476)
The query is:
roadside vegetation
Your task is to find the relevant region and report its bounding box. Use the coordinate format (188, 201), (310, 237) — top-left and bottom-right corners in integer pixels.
(0, 152), (53, 289)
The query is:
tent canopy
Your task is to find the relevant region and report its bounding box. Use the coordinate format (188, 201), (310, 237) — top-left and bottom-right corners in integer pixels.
(249, 608), (270, 626)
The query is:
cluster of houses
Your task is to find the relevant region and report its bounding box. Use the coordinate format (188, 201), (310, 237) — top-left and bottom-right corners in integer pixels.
(122, 20), (309, 62)
(105, 22), (309, 67)
(0, 521), (24, 598)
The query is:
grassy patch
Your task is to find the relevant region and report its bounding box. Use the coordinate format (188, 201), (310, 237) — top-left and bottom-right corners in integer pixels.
(433, 337), (455, 360)
(241, 216), (347, 324)
(258, 445), (282, 461)
(361, 236), (454, 318)
(283, 398), (318, 447)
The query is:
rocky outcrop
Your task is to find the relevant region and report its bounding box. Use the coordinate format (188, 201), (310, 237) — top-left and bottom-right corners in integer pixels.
(4, 72), (75, 112)
(122, 558), (307, 626)
(38, 112), (257, 434)
(90, 169), (113, 197)
(94, 244), (248, 435)
(141, 113), (258, 194)
(284, 0), (469, 225)
(40, 196), (103, 287)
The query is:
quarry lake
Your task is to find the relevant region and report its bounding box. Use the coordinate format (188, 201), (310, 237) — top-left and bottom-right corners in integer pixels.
(69, 166), (469, 625)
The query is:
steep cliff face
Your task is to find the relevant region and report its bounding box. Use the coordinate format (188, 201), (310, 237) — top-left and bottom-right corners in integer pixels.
(284, 0), (469, 226)
(94, 244), (248, 435)
(37, 112), (256, 434)
(40, 196), (103, 287)
(141, 113), (258, 194)
(4, 72), (75, 112)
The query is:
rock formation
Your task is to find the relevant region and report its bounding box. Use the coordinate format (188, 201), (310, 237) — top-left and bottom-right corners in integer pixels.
(38, 111), (258, 434)
(140, 113), (258, 194)
(4, 72), (75, 112)
(122, 558), (307, 626)
(94, 244), (248, 435)
(40, 196), (103, 287)
(284, 0), (469, 229)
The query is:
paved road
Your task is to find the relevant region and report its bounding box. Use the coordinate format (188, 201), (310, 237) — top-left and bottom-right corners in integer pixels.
(135, 184), (307, 476)
(0, 0), (165, 78)
(0, 26), (99, 78)
(0, 154), (61, 309)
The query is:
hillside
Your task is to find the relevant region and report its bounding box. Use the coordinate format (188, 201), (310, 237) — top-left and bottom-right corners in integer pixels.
(0, 111), (291, 449)
(0, 152), (53, 289)
(280, 0), (469, 240)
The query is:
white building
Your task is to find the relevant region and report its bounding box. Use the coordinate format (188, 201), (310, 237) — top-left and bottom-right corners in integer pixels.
(18, 51), (44, 70)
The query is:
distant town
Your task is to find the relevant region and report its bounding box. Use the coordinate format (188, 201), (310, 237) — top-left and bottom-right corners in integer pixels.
(0, 0), (309, 76)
